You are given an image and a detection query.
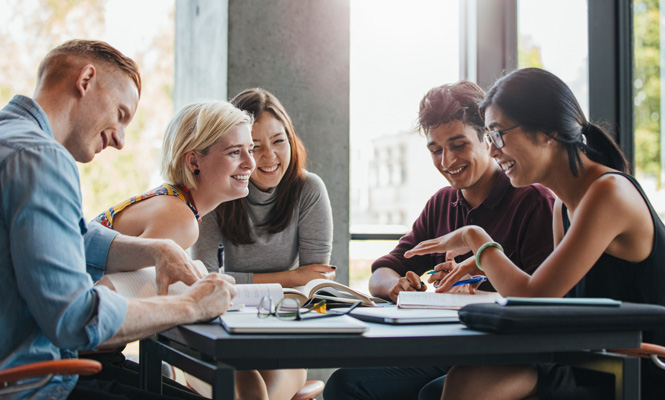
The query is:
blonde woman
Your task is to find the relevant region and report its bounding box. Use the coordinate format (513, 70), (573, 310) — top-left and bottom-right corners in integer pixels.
(95, 100), (255, 249)
(95, 101), (284, 399)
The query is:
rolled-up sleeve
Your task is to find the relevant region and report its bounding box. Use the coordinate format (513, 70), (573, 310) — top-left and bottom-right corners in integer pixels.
(84, 220), (119, 282)
(2, 144), (126, 350)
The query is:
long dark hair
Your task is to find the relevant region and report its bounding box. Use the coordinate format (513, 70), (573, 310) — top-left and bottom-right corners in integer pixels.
(216, 88), (307, 245)
(480, 68), (629, 176)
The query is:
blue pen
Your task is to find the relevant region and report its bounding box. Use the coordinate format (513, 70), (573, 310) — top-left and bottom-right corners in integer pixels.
(451, 276), (488, 287)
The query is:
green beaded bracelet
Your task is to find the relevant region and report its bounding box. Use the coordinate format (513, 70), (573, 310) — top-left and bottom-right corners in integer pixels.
(475, 242), (504, 271)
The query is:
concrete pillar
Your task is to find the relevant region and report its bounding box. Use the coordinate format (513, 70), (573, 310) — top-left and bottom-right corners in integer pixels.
(175, 0), (350, 386)
(226, 0), (351, 285)
(174, 0), (229, 110)
(174, 0), (350, 286)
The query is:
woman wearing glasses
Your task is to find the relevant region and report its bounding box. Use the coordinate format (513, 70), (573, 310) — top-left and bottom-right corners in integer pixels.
(191, 88), (334, 400)
(406, 68), (665, 399)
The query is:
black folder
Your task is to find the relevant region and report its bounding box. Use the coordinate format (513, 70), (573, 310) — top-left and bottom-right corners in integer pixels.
(458, 302), (665, 334)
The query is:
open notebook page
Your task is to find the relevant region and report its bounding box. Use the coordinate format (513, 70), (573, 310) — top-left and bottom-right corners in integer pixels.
(105, 266), (283, 307)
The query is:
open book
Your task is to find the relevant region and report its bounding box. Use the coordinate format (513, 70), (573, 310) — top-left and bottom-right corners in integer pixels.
(104, 265), (283, 308)
(285, 279), (388, 307)
(397, 291), (502, 310)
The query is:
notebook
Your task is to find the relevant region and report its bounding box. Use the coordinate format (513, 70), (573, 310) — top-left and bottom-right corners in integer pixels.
(220, 310), (368, 334)
(348, 306), (459, 325)
(397, 291), (502, 310)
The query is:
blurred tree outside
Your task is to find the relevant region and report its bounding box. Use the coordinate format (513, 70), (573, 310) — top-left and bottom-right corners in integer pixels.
(0, 0), (175, 218)
(633, 0), (661, 185)
(518, 34), (544, 69)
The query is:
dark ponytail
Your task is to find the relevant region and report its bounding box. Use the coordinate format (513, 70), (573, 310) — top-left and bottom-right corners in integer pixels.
(480, 68), (629, 176)
(583, 122), (629, 173)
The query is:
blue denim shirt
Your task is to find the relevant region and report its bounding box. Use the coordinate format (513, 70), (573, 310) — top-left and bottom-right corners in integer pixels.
(0, 95), (128, 399)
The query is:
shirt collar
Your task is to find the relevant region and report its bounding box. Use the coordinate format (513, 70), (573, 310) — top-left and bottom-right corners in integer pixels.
(453, 171), (511, 210)
(4, 95), (54, 139)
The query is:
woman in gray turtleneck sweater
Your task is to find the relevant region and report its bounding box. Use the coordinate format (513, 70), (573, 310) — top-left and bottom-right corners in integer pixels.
(191, 88), (334, 400)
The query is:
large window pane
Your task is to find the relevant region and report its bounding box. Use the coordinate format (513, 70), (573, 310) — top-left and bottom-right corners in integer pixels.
(349, 0), (460, 290)
(634, 0), (665, 219)
(517, 0), (589, 116)
(0, 0), (174, 218)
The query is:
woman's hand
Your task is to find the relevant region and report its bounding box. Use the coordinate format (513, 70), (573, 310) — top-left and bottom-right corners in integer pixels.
(289, 264), (337, 286)
(433, 255), (482, 293)
(405, 226), (483, 260)
(427, 252), (482, 294)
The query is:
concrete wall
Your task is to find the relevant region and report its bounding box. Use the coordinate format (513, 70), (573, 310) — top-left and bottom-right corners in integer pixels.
(175, 0), (351, 286)
(175, 2), (349, 385)
(174, 0), (229, 110)
(226, 0), (350, 285)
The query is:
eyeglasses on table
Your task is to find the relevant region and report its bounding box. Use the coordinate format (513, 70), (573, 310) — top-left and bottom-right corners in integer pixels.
(257, 295), (361, 321)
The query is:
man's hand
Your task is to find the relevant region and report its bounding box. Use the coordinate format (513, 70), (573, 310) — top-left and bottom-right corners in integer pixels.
(104, 272), (238, 347)
(152, 240), (206, 295)
(105, 234), (205, 294)
(387, 271), (427, 303)
(433, 255), (481, 293)
(425, 252), (478, 294)
(187, 273), (238, 321)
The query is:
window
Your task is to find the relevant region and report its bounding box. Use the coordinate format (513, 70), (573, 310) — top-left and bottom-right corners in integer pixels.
(0, 0), (175, 218)
(517, 0), (589, 116)
(633, 0), (665, 219)
(349, 0), (460, 290)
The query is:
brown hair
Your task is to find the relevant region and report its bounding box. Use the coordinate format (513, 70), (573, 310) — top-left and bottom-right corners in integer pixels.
(216, 88), (307, 245)
(37, 39), (142, 97)
(418, 80), (485, 140)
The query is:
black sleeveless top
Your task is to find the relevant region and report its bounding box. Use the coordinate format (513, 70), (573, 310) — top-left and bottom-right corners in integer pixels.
(562, 172), (665, 396)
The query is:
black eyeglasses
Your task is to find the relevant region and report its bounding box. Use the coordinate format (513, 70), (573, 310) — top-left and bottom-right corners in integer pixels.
(484, 124), (521, 149)
(257, 296), (361, 321)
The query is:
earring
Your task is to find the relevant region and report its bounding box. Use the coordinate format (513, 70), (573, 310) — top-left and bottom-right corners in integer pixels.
(194, 169), (200, 175)
(548, 140), (552, 146)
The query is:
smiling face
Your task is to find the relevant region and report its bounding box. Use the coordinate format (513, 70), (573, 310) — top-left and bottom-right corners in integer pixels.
(67, 70), (139, 163)
(426, 120), (496, 192)
(484, 105), (552, 187)
(250, 113), (291, 191)
(195, 123), (255, 202)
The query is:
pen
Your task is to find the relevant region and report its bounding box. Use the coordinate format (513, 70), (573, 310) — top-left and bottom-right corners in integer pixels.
(411, 281), (426, 290)
(451, 276), (488, 287)
(426, 269), (451, 275)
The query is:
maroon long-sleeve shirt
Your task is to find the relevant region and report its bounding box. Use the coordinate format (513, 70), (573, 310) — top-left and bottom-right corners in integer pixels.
(372, 172), (556, 292)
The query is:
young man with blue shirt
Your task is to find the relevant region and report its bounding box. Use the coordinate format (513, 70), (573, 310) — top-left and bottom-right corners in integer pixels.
(0, 39), (236, 400)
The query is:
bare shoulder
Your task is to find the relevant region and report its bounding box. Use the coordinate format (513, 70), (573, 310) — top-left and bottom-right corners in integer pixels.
(587, 173), (645, 209)
(583, 173), (654, 261)
(115, 195), (200, 248)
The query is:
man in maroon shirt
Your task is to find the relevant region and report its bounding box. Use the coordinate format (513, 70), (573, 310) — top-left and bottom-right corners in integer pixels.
(324, 81), (556, 400)
(370, 80), (555, 302)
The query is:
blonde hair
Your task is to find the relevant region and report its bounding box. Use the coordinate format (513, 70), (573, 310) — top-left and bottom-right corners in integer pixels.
(160, 101), (253, 189)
